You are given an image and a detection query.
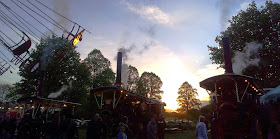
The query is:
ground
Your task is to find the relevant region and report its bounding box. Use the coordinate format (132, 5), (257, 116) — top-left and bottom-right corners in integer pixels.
(78, 129), (209, 139)
(165, 130), (196, 139)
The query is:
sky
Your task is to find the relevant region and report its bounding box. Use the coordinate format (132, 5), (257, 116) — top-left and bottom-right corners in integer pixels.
(0, 0), (276, 110)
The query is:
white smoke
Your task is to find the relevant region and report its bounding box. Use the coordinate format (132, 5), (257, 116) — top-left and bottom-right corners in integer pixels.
(47, 81), (73, 98)
(48, 85), (68, 98)
(232, 42), (262, 74)
(121, 64), (129, 89)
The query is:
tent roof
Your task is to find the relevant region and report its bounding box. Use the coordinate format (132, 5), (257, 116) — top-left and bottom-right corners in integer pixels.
(260, 85), (280, 104)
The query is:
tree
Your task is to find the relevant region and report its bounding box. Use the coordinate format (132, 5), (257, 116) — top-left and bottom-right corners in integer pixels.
(84, 49), (115, 88)
(16, 36), (91, 103)
(137, 72), (163, 99)
(0, 84), (12, 102)
(127, 65), (139, 92)
(176, 81), (201, 114)
(207, 1), (280, 88)
(83, 49), (115, 118)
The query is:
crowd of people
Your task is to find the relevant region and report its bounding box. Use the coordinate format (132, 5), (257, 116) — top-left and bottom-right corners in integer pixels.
(0, 112), (78, 139)
(86, 113), (166, 139)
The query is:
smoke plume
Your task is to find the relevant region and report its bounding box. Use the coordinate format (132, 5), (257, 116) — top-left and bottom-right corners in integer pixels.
(40, 44), (53, 70)
(121, 64), (129, 89)
(42, 0), (70, 38)
(232, 42), (262, 74)
(138, 24), (156, 37)
(47, 81), (72, 98)
(116, 24), (157, 61)
(48, 85), (68, 98)
(40, 37), (67, 70)
(216, 0), (240, 31)
(51, 0), (71, 30)
(118, 44), (136, 61)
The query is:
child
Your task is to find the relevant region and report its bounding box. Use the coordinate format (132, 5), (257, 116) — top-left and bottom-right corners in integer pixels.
(117, 124), (127, 139)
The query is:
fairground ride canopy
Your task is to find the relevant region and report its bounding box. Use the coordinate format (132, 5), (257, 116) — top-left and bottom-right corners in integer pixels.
(90, 86), (163, 109)
(17, 96), (81, 108)
(200, 73), (264, 95)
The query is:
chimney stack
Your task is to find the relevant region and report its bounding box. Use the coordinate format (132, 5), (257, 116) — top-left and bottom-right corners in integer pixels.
(115, 52), (122, 86)
(222, 37), (233, 73)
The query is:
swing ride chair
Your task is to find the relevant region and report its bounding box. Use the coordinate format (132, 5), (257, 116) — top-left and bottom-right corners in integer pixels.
(17, 96), (81, 120)
(64, 24), (85, 46)
(0, 31), (31, 67)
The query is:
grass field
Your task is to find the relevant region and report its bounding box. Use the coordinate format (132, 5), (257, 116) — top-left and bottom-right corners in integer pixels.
(165, 130), (196, 139)
(78, 129), (203, 139)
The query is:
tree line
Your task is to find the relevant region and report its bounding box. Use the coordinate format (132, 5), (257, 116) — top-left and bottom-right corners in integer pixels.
(175, 0), (280, 120)
(0, 36), (164, 118)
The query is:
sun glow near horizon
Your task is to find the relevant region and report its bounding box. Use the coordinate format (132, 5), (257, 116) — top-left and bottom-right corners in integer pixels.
(131, 46), (224, 111)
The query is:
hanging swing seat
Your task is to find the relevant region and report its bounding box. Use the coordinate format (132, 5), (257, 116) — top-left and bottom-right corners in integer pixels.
(64, 24), (85, 45)
(0, 31), (32, 67)
(10, 31), (31, 56)
(12, 39), (31, 56)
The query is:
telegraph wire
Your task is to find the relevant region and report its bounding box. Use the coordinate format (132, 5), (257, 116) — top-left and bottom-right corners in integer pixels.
(0, 15), (21, 38)
(26, 0), (69, 33)
(0, 2), (48, 38)
(11, 0), (57, 36)
(0, 52), (16, 70)
(0, 10), (40, 42)
(34, 0), (91, 34)
(0, 10), (40, 41)
(0, 34), (12, 46)
(17, 0), (68, 33)
(0, 21), (19, 44)
(0, 14), (37, 45)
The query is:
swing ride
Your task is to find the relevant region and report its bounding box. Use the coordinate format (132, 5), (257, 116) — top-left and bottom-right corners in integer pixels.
(0, 0), (90, 75)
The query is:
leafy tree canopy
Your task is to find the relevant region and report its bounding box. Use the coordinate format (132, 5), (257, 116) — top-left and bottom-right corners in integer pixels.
(137, 72), (163, 99)
(207, 1), (280, 87)
(16, 36), (91, 103)
(177, 81), (201, 113)
(127, 65), (139, 92)
(83, 49), (115, 88)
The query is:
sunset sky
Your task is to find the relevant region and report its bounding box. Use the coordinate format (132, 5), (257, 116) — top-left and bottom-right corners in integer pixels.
(0, 0), (275, 110)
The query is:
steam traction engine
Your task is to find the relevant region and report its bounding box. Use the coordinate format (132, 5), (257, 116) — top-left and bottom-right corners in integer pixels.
(199, 38), (264, 139)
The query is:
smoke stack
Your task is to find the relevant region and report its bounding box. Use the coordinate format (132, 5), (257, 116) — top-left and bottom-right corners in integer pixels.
(222, 37), (233, 73)
(115, 52), (122, 86)
(38, 69), (45, 97)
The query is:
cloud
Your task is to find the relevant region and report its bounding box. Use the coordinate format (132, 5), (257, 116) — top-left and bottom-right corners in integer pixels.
(125, 2), (173, 25)
(196, 64), (224, 80)
(240, 2), (250, 11)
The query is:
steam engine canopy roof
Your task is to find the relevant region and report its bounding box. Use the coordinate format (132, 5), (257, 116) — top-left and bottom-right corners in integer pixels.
(199, 73), (264, 94)
(90, 86), (163, 105)
(17, 96), (81, 107)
